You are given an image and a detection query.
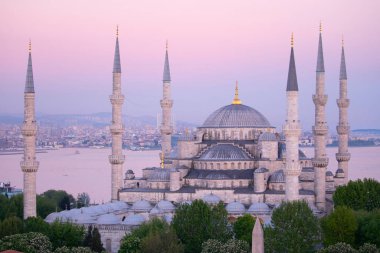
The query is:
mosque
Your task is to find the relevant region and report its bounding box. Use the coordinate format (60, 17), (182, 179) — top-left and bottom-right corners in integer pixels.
(20, 26), (350, 252)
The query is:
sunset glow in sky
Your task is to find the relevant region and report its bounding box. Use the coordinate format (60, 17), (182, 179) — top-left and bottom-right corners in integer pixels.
(1, 1), (379, 129)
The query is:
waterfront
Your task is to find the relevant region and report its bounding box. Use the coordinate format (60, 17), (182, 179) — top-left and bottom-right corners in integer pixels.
(0, 147), (379, 203)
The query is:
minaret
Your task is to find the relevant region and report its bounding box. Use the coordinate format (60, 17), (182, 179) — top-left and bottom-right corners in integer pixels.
(335, 38), (350, 184)
(109, 27), (125, 201)
(160, 41), (173, 163)
(21, 41), (39, 219)
(312, 24), (329, 211)
(283, 34), (301, 201)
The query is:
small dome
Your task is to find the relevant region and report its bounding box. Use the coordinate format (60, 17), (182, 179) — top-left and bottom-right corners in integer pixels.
(150, 206), (163, 215)
(96, 213), (120, 225)
(45, 212), (60, 223)
(123, 214), (145, 226)
(259, 132), (277, 142)
(147, 169), (170, 182)
(201, 104), (271, 128)
(199, 144), (251, 161)
(157, 200), (175, 212)
(164, 213), (173, 223)
(326, 171), (334, 177)
(125, 170), (135, 179)
(248, 203), (271, 215)
(335, 168), (345, 178)
(202, 193), (221, 205)
(73, 212), (96, 224)
(132, 200), (152, 212)
(225, 201), (246, 214)
(269, 170), (285, 183)
(255, 167), (268, 173)
(114, 201), (129, 210)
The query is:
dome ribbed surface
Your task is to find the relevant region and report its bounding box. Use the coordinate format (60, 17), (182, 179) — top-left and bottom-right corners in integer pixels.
(123, 214), (145, 226)
(269, 170), (285, 183)
(157, 200), (175, 211)
(248, 202), (271, 214)
(199, 144), (251, 161)
(147, 169), (170, 181)
(226, 201), (246, 214)
(259, 132), (277, 142)
(201, 104), (270, 128)
(202, 193), (221, 204)
(96, 213), (120, 225)
(132, 200), (152, 212)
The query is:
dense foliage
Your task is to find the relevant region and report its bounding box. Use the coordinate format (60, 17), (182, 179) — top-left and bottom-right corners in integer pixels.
(318, 242), (379, 253)
(333, 179), (380, 211)
(0, 232), (53, 253)
(172, 200), (232, 253)
(201, 239), (249, 253)
(355, 209), (380, 248)
(321, 206), (358, 246)
(264, 201), (321, 253)
(233, 214), (255, 246)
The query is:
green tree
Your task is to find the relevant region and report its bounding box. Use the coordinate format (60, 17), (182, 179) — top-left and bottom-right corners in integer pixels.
(24, 216), (50, 235)
(264, 201), (321, 253)
(321, 206), (358, 246)
(0, 232), (52, 253)
(333, 178), (380, 211)
(41, 189), (75, 211)
(355, 210), (380, 248)
(233, 214), (255, 246)
(0, 194), (24, 221)
(48, 221), (85, 249)
(83, 225), (93, 248)
(318, 242), (357, 253)
(0, 216), (23, 238)
(91, 227), (104, 253)
(201, 239), (249, 253)
(37, 194), (57, 219)
(119, 235), (140, 253)
(54, 246), (95, 253)
(358, 243), (379, 253)
(172, 200), (233, 253)
(140, 228), (184, 253)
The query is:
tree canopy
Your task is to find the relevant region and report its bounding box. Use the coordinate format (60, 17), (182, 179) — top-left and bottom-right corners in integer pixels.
(264, 200), (321, 253)
(233, 214), (255, 246)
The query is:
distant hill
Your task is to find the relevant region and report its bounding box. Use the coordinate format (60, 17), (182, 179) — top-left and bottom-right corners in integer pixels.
(352, 129), (380, 135)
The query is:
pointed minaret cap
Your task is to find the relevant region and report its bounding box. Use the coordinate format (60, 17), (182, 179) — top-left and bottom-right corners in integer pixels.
(113, 26), (121, 73)
(163, 40), (171, 82)
(252, 218), (264, 253)
(340, 37), (347, 80)
(287, 33), (298, 91)
(25, 40), (35, 93)
(316, 22), (325, 72)
(232, 81), (242, 105)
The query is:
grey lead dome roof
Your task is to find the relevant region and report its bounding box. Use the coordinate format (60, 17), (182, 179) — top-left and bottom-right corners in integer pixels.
(201, 104), (271, 128)
(199, 144), (252, 161)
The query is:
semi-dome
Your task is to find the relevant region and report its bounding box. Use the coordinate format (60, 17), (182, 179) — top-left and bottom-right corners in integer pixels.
(202, 193), (221, 205)
(123, 214), (145, 226)
(147, 169), (170, 182)
(269, 170), (285, 183)
(157, 200), (175, 212)
(201, 104), (271, 128)
(247, 202), (271, 215)
(132, 200), (152, 212)
(96, 213), (120, 225)
(225, 201), (246, 214)
(199, 144), (251, 161)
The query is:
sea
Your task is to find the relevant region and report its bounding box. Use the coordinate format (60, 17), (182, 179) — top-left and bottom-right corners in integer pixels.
(0, 147), (379, 203)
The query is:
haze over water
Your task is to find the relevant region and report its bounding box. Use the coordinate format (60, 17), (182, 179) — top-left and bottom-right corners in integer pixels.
(1, 147), (379, 203)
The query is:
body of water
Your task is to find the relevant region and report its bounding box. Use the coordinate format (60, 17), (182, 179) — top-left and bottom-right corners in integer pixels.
(0, 147), (379, 203)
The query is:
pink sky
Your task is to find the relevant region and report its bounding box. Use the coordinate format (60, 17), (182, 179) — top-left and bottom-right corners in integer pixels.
(0, 0), (379, 129)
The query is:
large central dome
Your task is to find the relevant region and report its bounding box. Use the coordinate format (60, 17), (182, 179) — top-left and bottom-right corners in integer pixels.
(201, 104), (271, 128)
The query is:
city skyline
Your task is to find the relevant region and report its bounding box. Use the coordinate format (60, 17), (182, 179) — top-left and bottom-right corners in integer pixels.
(1, 1), (380, 130)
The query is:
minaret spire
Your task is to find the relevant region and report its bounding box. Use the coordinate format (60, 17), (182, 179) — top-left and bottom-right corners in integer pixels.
(232, 81), (242, 105)
(336, 39), (350, 185)
(312, 24), (329, 211)
(160, 41), (173, 164)
(109, 28), (125, 201)
(21, 40), (39, 219)
(283, 33), (301, 202)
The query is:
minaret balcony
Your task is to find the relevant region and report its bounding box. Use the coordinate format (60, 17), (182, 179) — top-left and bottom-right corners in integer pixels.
(21, 124), (37, 136)
(312, 157), (329, 168)
(336, 124), (350, 134)
(312, 125), (328, 135)
(336, 99), (350, 108)
(20, 160), (39, 172)
(110, 124), (124, 134)
(160, 126), (173, 135)
(285, 169), (301, 177)
(109, 155), (125, 164)
(312, 94), (328, 106)
(335, 152), (351, 162)
(110, 94), (125, 105)
(282, 124), (301, 137)
(160, 99), (173, 108)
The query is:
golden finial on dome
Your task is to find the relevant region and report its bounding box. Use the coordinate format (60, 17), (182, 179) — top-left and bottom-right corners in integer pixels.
(319, 21), (322, 33)
(232, 81), (242, 105)
(28, 40), (31, 52)
(291, 33), (294, 47)
(160, 152), (164, 168)
(116, 25), (119, 37)
(342, 34), (344, 47)
(166, 40), (168, 50)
